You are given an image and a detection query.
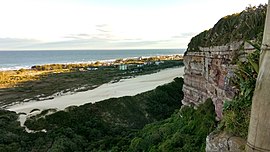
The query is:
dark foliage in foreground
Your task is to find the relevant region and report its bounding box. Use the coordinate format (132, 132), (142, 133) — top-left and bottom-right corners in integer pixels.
(1, 77), (204, 151)
(129, 99), (216, 152)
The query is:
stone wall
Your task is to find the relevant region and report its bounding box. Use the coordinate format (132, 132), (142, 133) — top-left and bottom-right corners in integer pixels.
(182, 41), (255, 120)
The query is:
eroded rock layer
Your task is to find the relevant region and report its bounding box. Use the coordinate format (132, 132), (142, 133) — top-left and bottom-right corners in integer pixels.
(182, 41), (255, 119)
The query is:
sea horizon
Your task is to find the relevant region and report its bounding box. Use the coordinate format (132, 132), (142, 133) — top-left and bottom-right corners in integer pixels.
(0, 49), (185, 71)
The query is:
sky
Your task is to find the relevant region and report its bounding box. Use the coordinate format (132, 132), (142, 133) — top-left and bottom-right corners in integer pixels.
(0, 0), (267, 50)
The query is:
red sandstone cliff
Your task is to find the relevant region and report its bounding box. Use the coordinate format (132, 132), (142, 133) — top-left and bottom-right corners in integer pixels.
(182, 41), (256, 120)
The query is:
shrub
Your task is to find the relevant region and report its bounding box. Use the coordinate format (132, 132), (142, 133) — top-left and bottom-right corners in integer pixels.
(219, 42), (259, 138)
(128, 99), (216, 151)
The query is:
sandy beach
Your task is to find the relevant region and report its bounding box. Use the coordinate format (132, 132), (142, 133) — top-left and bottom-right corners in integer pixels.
(8, 67), (184, 115)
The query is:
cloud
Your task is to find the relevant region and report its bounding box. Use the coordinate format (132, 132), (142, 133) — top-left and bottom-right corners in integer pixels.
(18, 37), (179, 50)
(0, 38), (40, 50)
(64, 33), (116, 42)
(180, 32), (198, 38)
(96, 24), (108, 28)
(108, 39), (176, 48)
(64, 24), (113, 40)
(122, 38), (143, 41)
(19, 37), (115, 50)
(77, 33), (91, 37)
(96, 29), (110, 33)
(171, 32), (198, 39)
(0, 33), (187, 50)
(64, 34), (92, 40)
(95, 24), (111, 33)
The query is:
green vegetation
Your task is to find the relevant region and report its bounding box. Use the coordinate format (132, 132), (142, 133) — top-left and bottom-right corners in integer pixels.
(25, 77), (184, 130)
(0, 77), (184, 151)
(187, 4), (266, 51)
(129, 99), (216, 152)
(0, 77), (217, 151)
(0, 110), (23, 152)
(0, 60), (183, 107)
(219, 42), (260, 138)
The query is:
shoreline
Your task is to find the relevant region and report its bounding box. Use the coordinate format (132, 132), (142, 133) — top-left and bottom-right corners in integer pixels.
(7, 67), (184, 115)
(1, 55), (183, 108)
(0, 54), (183, 72)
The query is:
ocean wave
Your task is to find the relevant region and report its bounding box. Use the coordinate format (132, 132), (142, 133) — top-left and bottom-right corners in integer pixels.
(0, 66), (32, 71)
(0, 53), (183, 71)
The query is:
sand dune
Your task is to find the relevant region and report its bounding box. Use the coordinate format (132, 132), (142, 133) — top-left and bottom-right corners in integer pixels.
(8, 67), (184, 114)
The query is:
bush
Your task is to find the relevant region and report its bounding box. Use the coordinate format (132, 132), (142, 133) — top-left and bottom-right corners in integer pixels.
(128, 99), (216, 152)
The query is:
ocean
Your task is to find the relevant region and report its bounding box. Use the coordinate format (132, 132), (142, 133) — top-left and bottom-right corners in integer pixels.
(0, 49), (185, 71)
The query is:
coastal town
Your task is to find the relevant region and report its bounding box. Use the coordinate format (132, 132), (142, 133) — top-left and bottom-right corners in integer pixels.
(30, 54), (183, 71)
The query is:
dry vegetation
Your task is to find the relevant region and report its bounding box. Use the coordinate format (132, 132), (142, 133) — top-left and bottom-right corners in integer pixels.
(0, 57), (183, 107)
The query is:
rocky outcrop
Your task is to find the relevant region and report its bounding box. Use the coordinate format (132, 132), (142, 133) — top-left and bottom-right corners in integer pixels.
(206, 132), (246, 152)
(182, 41), (256, 120)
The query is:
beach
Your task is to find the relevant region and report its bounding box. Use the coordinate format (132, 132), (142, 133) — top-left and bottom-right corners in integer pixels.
(0, 49), (184, 71)
(8, 67), (184, 115)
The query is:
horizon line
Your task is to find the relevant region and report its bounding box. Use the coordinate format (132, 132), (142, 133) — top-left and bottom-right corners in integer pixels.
(0, 48), (187, 51)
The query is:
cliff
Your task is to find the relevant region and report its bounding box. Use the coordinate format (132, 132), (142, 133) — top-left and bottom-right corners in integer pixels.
(182, 41), (256, 119)
(182, 4), (266, 120)
(182, 5), (267, 151)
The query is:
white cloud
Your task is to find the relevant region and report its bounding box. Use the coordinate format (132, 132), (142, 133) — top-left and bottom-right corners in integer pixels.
(0, 38), (39, 49)
(0, 0), (267, 50)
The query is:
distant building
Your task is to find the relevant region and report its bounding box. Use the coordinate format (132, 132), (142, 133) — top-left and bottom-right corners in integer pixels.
(87, 67), (98, 71)
(144, 62), (153, 65)
(119, 64), (128, 70)
(137, 64), (144, 68)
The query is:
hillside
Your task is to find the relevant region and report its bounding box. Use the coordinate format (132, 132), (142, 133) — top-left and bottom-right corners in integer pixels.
(0, 76), (218, 151)
(0, 77), (185, 151)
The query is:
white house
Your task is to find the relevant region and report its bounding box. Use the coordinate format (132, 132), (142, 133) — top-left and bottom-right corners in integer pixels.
(119, 64), (128, 70)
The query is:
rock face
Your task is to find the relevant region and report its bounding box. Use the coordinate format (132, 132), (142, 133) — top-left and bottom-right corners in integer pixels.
(206, 132), (246, 152)
(182, 41), (255, 120)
